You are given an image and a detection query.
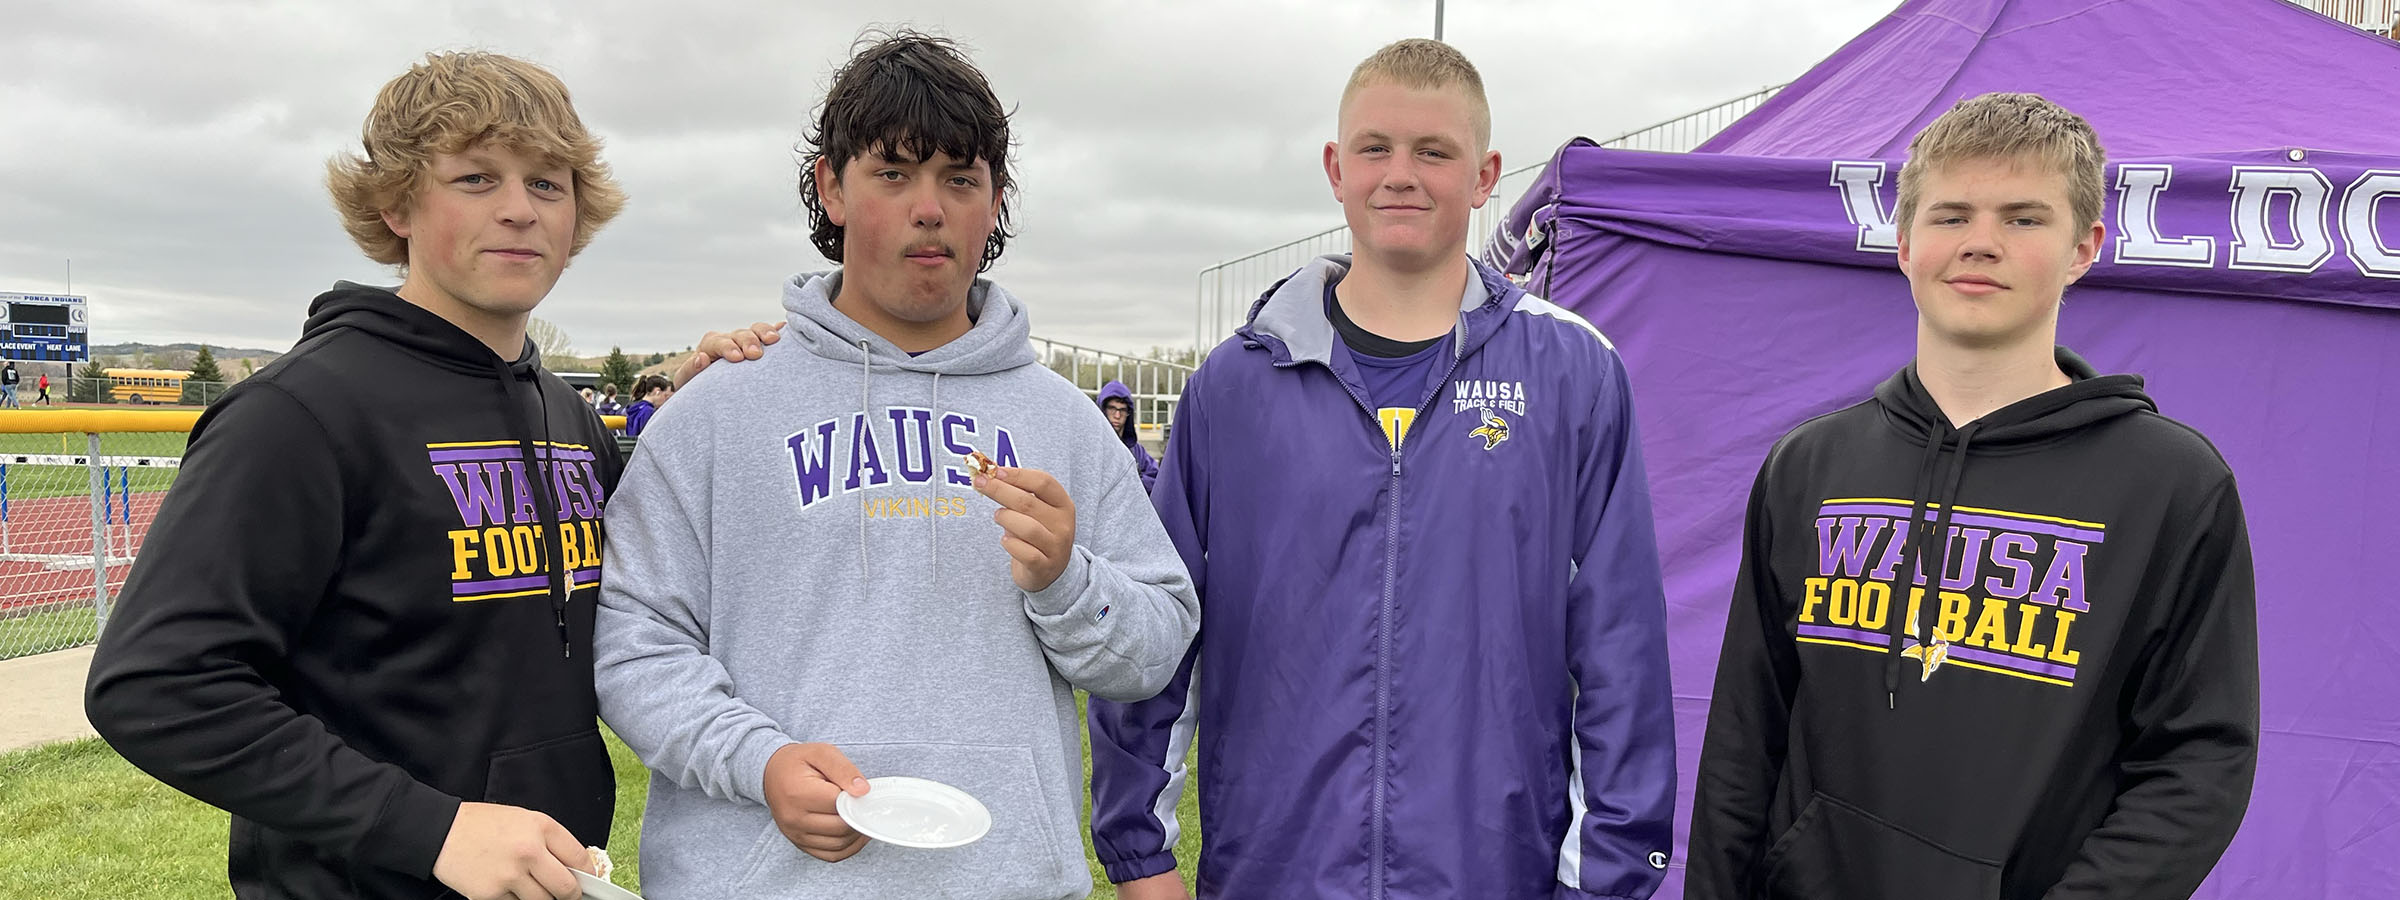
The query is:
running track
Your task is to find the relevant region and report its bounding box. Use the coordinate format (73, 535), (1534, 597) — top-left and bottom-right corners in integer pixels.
(0, 491), (162, 616)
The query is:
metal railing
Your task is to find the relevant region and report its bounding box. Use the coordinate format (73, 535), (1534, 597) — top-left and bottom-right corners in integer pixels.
(1030, 336), (1193, 452)
(2289, 0), (2398, 32)
(0, 410), (194, 661)
(1193, 84), (1787, 351)
(1191, 225), (1351, 365)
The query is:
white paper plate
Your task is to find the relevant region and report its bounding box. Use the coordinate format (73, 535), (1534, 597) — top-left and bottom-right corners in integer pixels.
(575, 868), (646, 900)
(834, 775), (992, 849)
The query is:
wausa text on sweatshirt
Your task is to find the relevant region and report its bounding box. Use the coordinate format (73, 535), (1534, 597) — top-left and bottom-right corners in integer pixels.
(427, 440), (609, 602)
(1795, 498), (2106, 688)
(787, 408), (1020, 511)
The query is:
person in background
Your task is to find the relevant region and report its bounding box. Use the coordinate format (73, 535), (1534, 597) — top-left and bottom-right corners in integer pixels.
(1095, 380), (1158, 493)
(622, 373), (671, 437)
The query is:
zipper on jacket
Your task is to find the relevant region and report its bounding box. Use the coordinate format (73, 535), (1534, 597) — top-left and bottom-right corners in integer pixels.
(1323, 370), (1396, 899)
(1329, 316), (1472, 900)
(1375, 438), (1400, 900)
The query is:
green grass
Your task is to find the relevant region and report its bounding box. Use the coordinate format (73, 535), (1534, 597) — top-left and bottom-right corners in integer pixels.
(603, 723), (651, 889)
(0, 432), (184, 501)
(0, 606), (101, 659)
(0, 738), (229, 898)
(0, 698), (1203, 898)
(0, 466), (174, 501)
(0, 432), (190, 458)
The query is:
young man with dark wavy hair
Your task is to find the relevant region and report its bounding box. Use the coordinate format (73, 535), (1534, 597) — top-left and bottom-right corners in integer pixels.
(592, 31), (1197, 900)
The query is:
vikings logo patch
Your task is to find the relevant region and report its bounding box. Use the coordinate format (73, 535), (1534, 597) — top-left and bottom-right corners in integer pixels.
(1900, 608), (1950, 682)
(1467, 409), (1510, 451)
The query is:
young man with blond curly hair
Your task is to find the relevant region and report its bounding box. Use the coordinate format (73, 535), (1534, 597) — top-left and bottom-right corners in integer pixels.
(1686, 93), (2258, 900)
(87, 51), (765, 900)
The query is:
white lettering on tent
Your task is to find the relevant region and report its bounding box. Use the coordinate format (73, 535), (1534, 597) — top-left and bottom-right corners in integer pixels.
(2111, 165), (2215, 268)
(1831, 162), (1900, 254)
(2228, 167), (2334, 273)
(2339, 170), (2400, 279)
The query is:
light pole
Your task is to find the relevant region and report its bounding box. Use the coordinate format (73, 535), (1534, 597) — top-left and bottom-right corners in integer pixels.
(1435, 0), (1445, 39)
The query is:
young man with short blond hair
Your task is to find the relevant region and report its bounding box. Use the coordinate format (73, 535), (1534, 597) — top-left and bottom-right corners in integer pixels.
(1089, 38), (1676, 900)
(1687, 92), (2258, 900)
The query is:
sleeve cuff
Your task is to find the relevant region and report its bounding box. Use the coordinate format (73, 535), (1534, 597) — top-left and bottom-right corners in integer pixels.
(356, 780), (462, 878)
(1103, 849), (1179, 884)
(1022, 547), (1095, 617)
(729, 728), (797, 807)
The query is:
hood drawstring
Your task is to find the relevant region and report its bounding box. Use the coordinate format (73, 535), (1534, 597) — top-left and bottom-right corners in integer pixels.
(1868, 349), (2154, 708)
(1883, 419), (1984, 708)
(491, 354), (573, 659)
(930, 370), (942, 584)
(851, 338), (954, 599)
(860, 340), (871, 592)
(1884, 428), (1944, 708)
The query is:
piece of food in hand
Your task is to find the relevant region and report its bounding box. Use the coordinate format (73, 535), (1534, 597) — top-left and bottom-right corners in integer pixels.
(586, 846), (613, 880)
(963, 450), (999, 478)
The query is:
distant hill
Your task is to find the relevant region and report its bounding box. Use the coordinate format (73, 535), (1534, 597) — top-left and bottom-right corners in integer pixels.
(90, 341), (281, 360)
(74, 342), (283, 378)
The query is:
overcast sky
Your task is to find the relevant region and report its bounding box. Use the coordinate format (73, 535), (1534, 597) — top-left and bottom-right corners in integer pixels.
(1, 0), (1897, 358)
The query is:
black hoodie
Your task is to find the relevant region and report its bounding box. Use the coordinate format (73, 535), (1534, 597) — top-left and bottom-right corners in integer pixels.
(1687, 347), (2258, 900)
(86, 284), (624, 899)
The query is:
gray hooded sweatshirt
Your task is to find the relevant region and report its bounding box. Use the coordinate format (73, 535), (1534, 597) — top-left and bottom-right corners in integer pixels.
(593, 271), (1199, 899)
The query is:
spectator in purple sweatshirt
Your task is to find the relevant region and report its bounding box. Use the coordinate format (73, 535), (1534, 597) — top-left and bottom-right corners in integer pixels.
(1097, 380), (1159, 494)
(622, 373), (671, 437)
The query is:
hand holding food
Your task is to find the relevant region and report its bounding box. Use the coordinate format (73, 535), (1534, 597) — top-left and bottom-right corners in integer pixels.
(431, 802), (590, 900)
(966, 457), (1078, 593)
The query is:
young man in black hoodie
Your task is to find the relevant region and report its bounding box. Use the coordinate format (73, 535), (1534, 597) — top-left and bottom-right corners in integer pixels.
(84, 52), (766, 900)
(1687, 93), (2258, 900)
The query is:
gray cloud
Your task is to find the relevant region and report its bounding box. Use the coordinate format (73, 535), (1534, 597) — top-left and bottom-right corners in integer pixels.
(0, 0), (1894, 357)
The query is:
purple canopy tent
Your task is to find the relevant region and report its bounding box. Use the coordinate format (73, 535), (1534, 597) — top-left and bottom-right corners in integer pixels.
(1492, 1), (2400, 896)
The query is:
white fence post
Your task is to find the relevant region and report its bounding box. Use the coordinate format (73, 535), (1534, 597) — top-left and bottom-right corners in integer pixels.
(88, 431), (110, 630)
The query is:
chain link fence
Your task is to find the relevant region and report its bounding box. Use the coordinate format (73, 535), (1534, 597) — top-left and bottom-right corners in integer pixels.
(0, 348), (1178, 660)
(45, 376), (232, 406)
(0, 424), (185, 661)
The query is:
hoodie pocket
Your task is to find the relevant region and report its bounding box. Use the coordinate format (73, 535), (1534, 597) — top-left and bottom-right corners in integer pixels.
(1758, 793), (2000, 900)
(726, 741), (1072, 897)
(485, 728), (616, 849)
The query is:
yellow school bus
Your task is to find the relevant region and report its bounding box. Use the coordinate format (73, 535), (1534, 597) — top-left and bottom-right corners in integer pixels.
(106, 368), (191, 404)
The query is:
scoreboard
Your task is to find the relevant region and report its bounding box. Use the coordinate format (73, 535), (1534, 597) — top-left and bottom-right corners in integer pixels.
(0, 292), (89, 362)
